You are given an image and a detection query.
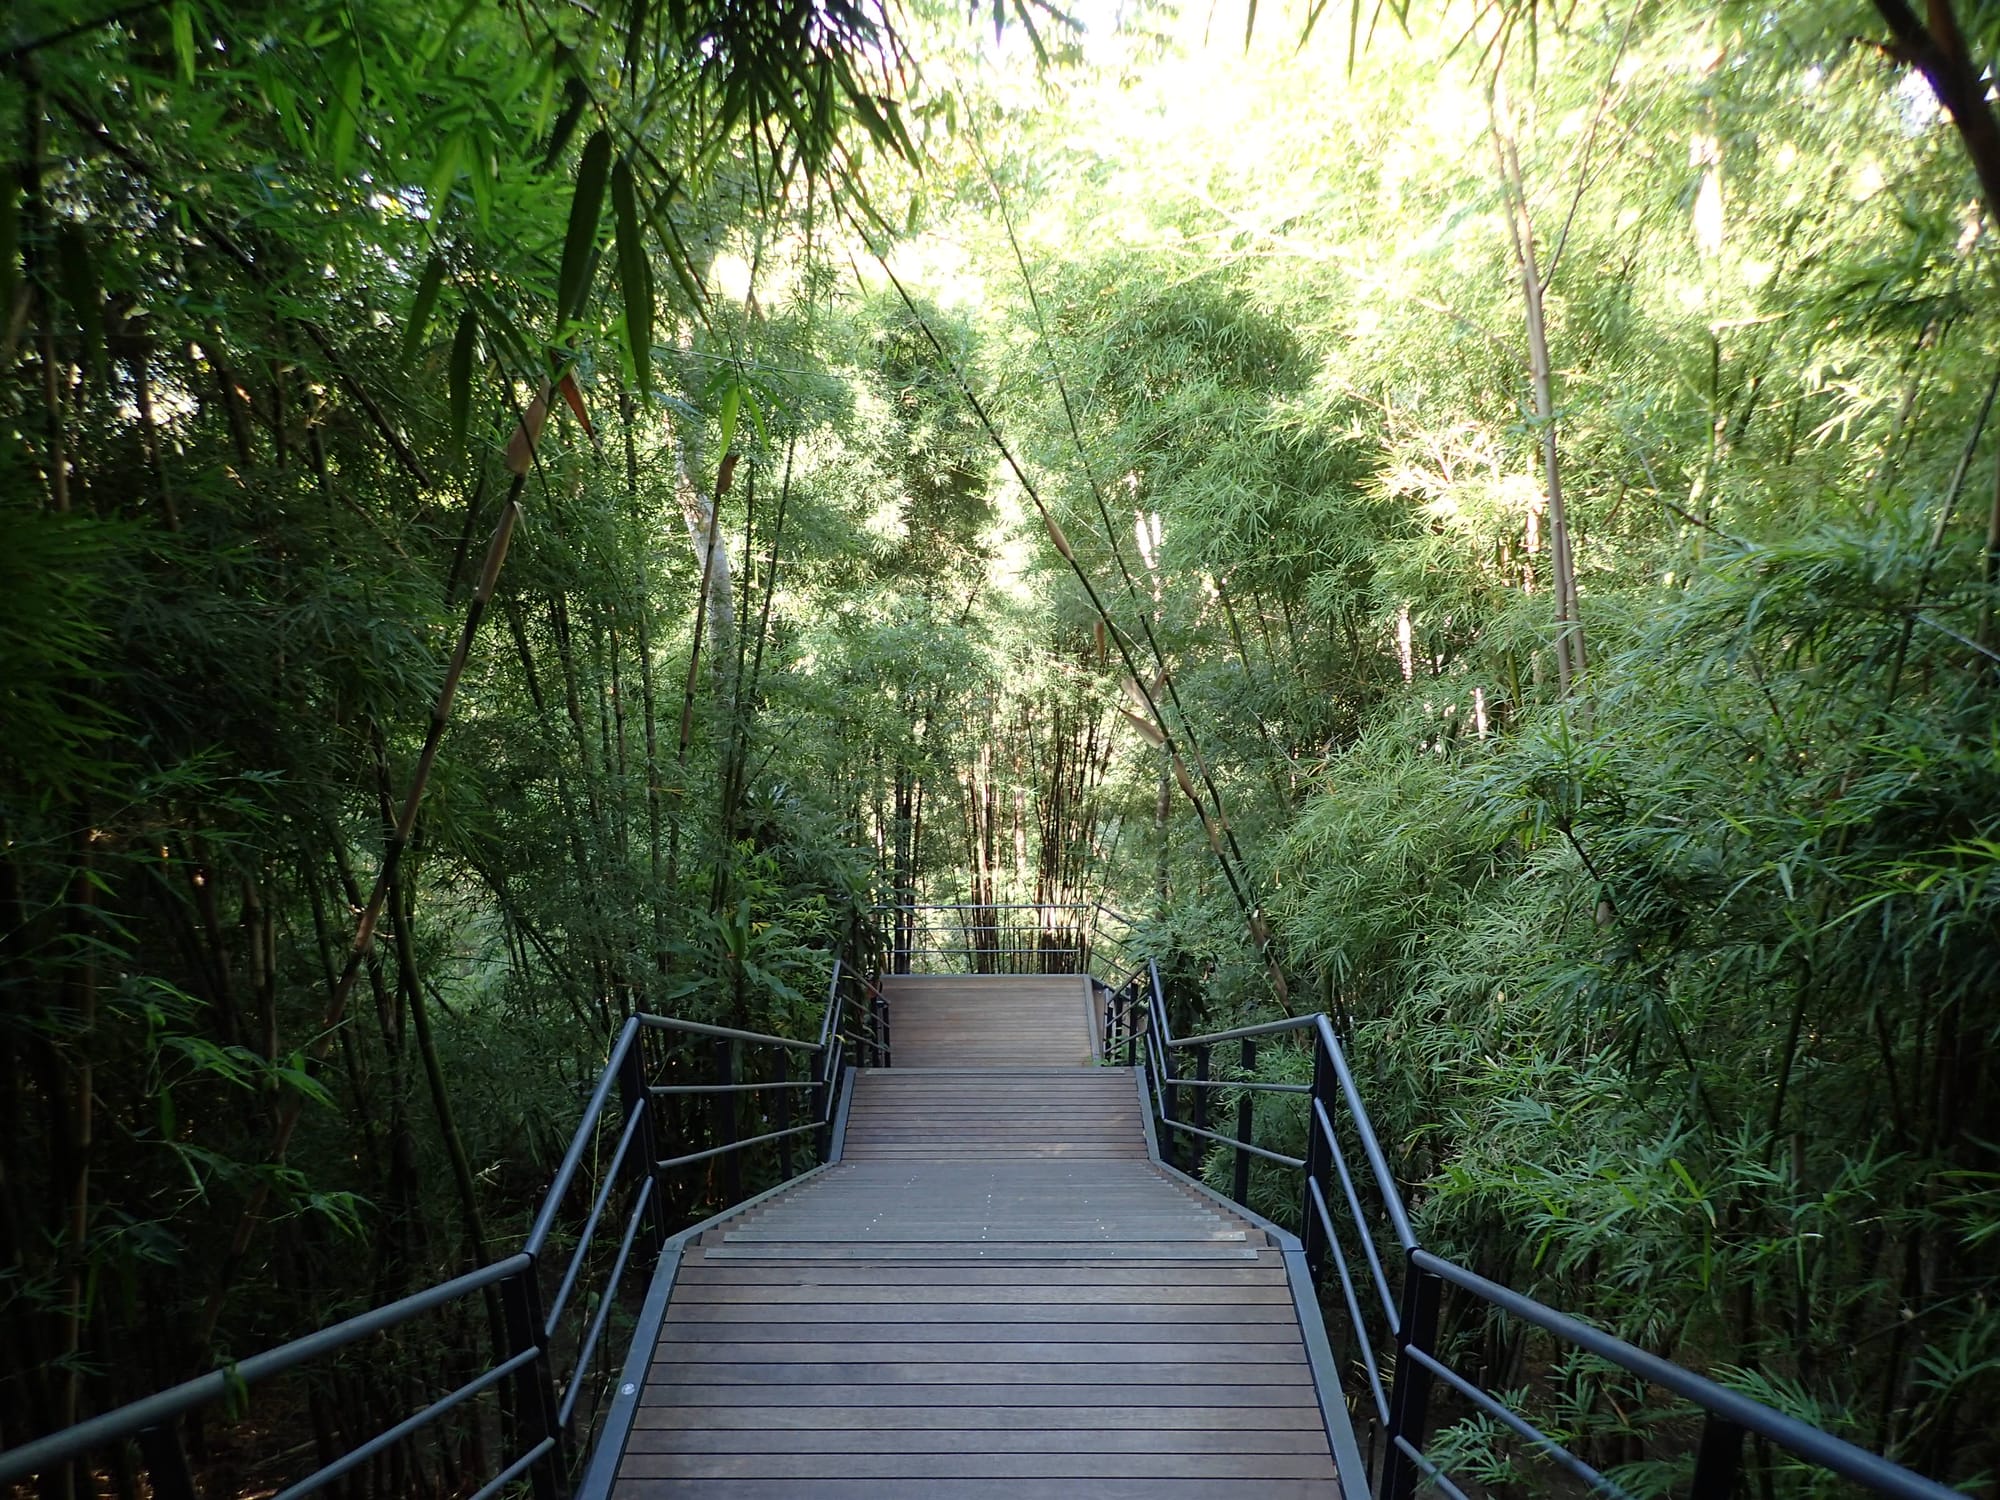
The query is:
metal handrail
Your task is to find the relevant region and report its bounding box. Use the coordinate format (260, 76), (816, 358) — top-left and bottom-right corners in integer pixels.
(1101, 956), (1965, 1500)
(0, 914), (888, 1497)
(0, 1253), (532, 1480)
(655, 1120), (822, 1173)
(634, 1010), (822, 1051)
(526, 1018), (643, 1256)
(884, 899), (1137, 979)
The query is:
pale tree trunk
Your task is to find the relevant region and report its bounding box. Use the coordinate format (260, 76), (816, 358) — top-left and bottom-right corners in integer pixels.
(672, 428), (736, 661)
(1492, 100), (1585, 695)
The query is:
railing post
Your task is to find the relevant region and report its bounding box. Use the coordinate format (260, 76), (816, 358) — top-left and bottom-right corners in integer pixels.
(616, 1031), (667, 1253)
(1382, 1258), (1442, 1500)
(715, 1039), (742, 1203)
(1192, 1044), (1211, 1143)
(1234, 1037), (1256, 1204)
(775, 1063), (794, 1178)
(818, 1045), (840, 1163)
(1690, 1413), (1746, 1500)
(1300, 1039), (1332, 1271)
(500, 1263), (564, 1500)
(137, 1421), (196, 1500)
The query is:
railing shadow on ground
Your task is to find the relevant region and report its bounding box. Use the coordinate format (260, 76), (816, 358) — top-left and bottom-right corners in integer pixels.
(0, 929), (890, 1499)
(1099, 956), (1966, 1500)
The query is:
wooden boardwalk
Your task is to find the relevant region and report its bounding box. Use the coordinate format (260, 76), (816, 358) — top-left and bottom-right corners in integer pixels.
(610, 975), (1343, 1497)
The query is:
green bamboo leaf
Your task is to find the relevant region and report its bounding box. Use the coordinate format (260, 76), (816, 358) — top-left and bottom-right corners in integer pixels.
(425, 131), (464, 220)
(557, 129), (612, 326)
(169, 1), (197, 82)
(541, 78), (587, 172)
(460, 283), (539, 374)
(653, 209), (707, 315)
(428, 0), (480, 66)
(717, 380), (741, 458)
(611, 157), (654, 395)
(881, 99), (919, 163)
(448, 308), (477, 460)
(622, 0), (649, 88)
(742, 387), (767, 446)
(401, 254), (445, 366)
(266, 77), (304, 150)
(329, 57), (363, 177)
(530, 67), (559, 138)
(468, 139), (494, 233)
(841, 84), (898, 154)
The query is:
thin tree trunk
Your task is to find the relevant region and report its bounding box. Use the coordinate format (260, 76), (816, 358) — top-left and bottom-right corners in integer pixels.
(1982, 448), (2000, 654)
(621, 396), (669, 989)
(1874, 0), (2000, 229)
(59, 818), (96, 1440)
(1493, 104), (1584, 694)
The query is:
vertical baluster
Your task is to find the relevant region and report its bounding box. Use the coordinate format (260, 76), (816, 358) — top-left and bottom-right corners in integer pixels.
(1192, 1044), (1211, 1146)
(1301, 1039), (1331, 1270)
(617, 1030), (666, 1254)
(500, 1266), (563, 1498)
(1690, 1414), (1746, 1500)
(818, 1042), (840, 1163)
(715, 1039), (742, 1203)
(1234, 1037), (1256, 1204)
(775, 1057), (794, 1179)
(138, 1422), (196, 1500)
(1382, 1259), (1443, 1500)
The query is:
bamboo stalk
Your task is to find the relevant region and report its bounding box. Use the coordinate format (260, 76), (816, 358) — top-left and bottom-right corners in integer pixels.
(195, 479), (525, 1353)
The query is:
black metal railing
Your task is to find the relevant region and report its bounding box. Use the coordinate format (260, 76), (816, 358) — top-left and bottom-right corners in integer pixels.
(0, 933), (888, 1499)
(1100, 959), (1964, 1500)
(885, 900), (1136, 978)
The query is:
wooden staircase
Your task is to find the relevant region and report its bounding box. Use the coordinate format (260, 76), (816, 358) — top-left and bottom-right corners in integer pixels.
(608, 975), (1343, 1497)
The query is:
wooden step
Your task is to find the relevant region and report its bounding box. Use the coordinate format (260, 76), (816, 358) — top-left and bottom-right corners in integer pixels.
(880, 974), (1097, 1067)
(612, 986), (1340, 1497)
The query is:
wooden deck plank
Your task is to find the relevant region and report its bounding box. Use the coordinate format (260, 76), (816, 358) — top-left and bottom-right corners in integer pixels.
(638, 1383), (1319, 1408)
(629, 1405), (1326, 1431)
(624, 1428), (1330, 1453)
(669, 1264), (1291, 1287)
(611, 976), (1338, 1496)
(650, 1341), (1308, 1364)
(659, 1319), (1303, 1340)
(612, 1481), (1333, 1499)
(662, 1301), (1299, 1321)
(645, 1361), (1307, 1385)
(667, 1282), (1297, 1302)
(608, 1464), (1336, 1488)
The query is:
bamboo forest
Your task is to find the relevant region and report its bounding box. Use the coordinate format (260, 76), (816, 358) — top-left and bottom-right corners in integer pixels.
(3, 0), (1999, 1495)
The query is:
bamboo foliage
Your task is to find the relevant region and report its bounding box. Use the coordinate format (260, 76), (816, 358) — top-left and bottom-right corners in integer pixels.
(893, 4), (2000, 1489)
(0, 0), (951, 1478)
